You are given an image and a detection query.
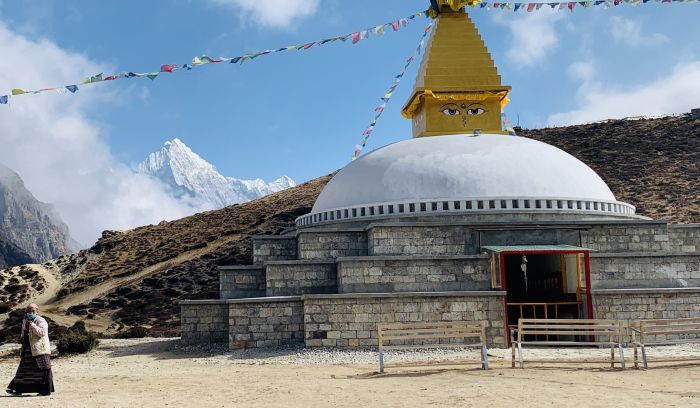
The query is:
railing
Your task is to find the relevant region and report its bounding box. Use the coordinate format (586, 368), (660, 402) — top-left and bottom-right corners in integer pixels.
(507, 302), (582, 320)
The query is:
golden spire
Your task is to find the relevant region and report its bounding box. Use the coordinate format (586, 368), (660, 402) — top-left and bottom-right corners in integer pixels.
(401, 1), (511, 137)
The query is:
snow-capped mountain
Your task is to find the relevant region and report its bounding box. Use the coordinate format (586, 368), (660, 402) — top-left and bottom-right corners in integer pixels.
(137, 139), (296, 208)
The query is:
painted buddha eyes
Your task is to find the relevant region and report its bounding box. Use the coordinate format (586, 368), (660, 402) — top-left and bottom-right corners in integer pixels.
(442, 107), (460, 116)
(440, 103), (487, 116)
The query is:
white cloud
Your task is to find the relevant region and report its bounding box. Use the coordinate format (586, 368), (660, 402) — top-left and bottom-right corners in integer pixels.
(493, 9), (564, 67)
(567, 60), (596, 82)
(548, 60), (700, 126)
(0, 23), (211, 246)
(209, 0), (320, 29)
(610, 16), (668, 47)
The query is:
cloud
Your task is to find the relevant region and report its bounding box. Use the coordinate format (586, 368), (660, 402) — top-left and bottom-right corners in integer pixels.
(493, 9), (564, 67)
(209, 0), (320, 29)
(0, 23), (211, 246)
(567, 60), (596, 82)
(547, 60), (700, 126)
(610, 16), (668, 47)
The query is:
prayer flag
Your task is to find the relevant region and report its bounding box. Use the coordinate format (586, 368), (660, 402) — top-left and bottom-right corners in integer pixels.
(147, 73), (159, 80)
(160, 64), (176, 73)
(391, 20), (400, 31)
(351, 32), (361, 44)
(65, 85), (78, 93)
(11, 89), (28, 95)
(527, 3), (536, 11)
(303, 42), (314, 49)
(514, 3), (522, 11)
(374, 25), (385, 36)
(360, 30), (369, 40)
(0, 95), (8, 104)
(568, 2), (576, 10)
(229, 57), (241, 64)
(104, 76), (116, 81)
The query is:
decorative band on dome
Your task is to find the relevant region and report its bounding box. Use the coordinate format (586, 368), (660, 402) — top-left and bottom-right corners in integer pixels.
(295, 197), (636, 227)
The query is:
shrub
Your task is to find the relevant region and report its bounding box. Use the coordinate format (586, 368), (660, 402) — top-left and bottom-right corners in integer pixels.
(56, 330), (99, 355)
(113, 326), (150, 339)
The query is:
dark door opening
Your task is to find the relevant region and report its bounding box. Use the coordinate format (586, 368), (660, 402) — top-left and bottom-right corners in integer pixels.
(503, 253), (582, 333)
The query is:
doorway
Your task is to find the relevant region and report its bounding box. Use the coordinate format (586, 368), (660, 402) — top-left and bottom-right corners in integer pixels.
(503, 253), (581, 326)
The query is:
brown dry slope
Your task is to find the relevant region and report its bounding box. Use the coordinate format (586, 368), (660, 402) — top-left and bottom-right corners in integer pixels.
(521, 115), (700, 222)
(0, 114), (698, 340)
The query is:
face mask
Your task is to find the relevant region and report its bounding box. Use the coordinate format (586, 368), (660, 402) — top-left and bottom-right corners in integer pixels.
(26, 312), (37, 321)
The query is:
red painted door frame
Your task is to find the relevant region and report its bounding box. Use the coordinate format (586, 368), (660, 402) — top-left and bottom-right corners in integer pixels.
(498, 249), (593, 348)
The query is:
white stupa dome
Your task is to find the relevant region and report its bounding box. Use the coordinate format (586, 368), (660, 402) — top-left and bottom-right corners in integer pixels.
(297, 134), (635, 226)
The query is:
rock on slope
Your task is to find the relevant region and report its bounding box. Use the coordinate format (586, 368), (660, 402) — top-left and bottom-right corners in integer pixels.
(0, 114), (697, 340)
(0, 163), (78, 263)
(137, 138), (296, 208)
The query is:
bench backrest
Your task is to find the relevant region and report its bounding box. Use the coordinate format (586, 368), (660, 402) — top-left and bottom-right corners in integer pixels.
(377, 321), (486, 351)
(517, 318), (625, 345)
(634, 317), (700, 341)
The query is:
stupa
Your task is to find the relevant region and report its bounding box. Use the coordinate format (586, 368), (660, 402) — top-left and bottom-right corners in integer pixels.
(181, 1), (700, 349)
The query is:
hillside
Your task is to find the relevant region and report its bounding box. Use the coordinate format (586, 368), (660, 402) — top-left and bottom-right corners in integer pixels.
(0, 114), (698, 340)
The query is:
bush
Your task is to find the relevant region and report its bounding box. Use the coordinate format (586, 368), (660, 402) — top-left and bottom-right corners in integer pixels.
(56, 330), (99, 355)
(113, 326), (150, 339)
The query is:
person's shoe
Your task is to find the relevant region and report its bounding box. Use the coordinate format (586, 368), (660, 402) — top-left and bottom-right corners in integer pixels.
(5, 388), (21, 396)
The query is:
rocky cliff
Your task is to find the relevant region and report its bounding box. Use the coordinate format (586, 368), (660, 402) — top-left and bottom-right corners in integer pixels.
(0, 163), (78, 263)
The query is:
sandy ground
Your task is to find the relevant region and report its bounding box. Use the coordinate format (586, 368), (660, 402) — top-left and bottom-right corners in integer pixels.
(1, 338), (699, 408)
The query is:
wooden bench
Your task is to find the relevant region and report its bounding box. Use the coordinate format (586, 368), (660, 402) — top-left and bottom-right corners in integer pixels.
(377, 321), (489, 373)
(631, 317), (700, 368)
(511, 318), (626, 369)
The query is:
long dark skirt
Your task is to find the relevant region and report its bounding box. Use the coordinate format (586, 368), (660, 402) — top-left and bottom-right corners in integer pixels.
(7, 335), (54, 395)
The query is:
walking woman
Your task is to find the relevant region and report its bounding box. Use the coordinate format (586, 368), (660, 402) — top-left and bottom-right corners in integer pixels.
(6, 303), (55, 396)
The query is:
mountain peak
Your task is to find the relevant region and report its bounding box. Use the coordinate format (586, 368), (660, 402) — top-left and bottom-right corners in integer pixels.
(137, 139), (295, 209)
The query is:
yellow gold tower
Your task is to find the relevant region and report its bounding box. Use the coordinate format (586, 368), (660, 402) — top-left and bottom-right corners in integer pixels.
(401, 1), (511, 137)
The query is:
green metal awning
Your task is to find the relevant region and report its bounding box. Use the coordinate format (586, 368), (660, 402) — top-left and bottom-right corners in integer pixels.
(482, 244), (590, 253)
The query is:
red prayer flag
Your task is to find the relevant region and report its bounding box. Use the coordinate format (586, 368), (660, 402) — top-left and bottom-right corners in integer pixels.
(303, 42), (314, 50)
(568, 2), (576, 11)
(527, 3), (536, 11)
(351, 32), (361, 44)
(160, 64), (175, 73)
(104, 76), (116, 81)
(391, 21), (400, 31)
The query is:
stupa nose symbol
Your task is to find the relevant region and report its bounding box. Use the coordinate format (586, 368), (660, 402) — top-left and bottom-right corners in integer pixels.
(461, 115), (468, 127)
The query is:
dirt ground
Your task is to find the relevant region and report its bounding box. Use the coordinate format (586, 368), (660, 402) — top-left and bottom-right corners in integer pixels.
(1, 338), (699, 408)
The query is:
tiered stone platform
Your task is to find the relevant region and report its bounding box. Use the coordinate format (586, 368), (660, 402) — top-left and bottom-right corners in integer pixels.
(181, 214), (700, 350)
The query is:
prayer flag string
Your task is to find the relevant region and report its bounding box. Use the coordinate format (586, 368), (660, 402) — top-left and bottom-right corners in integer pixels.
(472, 0), (697, 12)
(0, 0), (695, 106)
(351, 22), (435, 161)
(0, 10), (428, 106)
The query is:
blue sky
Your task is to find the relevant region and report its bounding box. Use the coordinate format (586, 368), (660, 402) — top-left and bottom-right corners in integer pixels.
(0, 0), (698, 243)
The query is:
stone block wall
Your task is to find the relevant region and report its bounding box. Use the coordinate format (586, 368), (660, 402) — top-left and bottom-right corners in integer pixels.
(219, 266), (266, 299)
(581, 223), (670, 252)
(590, 253), (700, 289)
(180, 301), (229, 345)
(253, 236), (297, 264)
(303, 293), (506, 348)
(266, 261), (337, 296)
(297, 230), (368, 259)
(593, 289), (700, 341)
(337, 256), (491, 294)
(229, 298), (304, 349)
(368, 225), (476, 256)
(668, 225), (700, 253)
